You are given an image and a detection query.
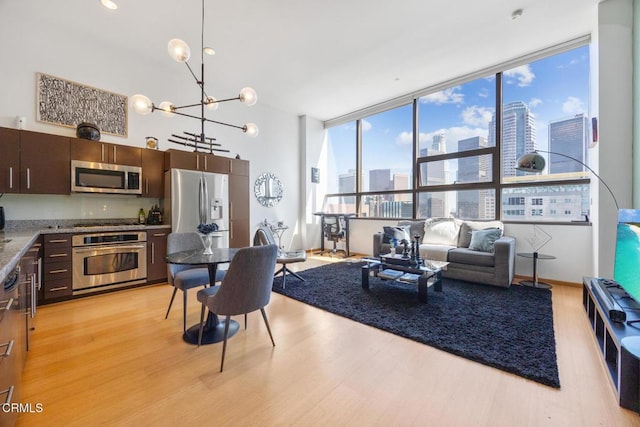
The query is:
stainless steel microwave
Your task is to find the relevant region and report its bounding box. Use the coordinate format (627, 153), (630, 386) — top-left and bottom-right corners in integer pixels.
(71, 160), (142, 195)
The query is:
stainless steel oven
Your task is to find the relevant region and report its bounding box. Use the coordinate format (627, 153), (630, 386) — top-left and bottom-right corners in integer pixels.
(72, 231), (147, 294)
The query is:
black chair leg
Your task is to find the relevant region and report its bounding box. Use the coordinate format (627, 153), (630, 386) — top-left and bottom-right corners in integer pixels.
(260, 308), (275, 347)
(165, 288), (177, 319)
(220, 316), (231, 372)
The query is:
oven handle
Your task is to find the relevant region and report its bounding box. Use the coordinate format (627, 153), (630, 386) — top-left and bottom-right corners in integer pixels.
(73, 244), (146, 253)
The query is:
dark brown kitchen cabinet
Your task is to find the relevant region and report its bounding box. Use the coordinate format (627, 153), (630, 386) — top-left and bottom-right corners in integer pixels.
(229, 161), (249, 248)
(20, 130), (70, 194)
(41, 234), (73, 300)
(0, 272), (22, 427)
(0, 127), (20, 193)
(164, 149), (230, 174)
(146, 230), (168, 283)
(0, 240), (40, 423)
(70, 138), (141, 166)
(141, 148), (164, 198)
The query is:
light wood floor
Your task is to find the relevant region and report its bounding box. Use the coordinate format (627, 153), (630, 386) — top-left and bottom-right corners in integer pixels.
(15, 256), (640, 426)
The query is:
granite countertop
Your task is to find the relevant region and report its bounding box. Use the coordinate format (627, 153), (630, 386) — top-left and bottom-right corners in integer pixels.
(0, 224), (172, 285)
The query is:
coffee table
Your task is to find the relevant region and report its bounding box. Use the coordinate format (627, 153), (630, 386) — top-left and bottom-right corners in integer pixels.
(361, 254), (449, 303)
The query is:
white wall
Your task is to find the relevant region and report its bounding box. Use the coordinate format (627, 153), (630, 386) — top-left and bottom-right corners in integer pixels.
(0, 2), (300, 236)
(300, 115), (326, 250)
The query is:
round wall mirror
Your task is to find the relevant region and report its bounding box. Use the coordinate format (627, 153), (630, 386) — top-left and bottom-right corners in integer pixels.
(254, 172), (283, 207)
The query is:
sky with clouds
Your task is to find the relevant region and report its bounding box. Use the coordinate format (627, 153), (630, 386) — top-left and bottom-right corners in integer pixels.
(327, 45), (590, 193)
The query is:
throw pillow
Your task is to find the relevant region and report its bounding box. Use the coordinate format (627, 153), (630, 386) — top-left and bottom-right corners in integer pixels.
(423, 218), (461, 246)
(458, 220), (504, 248)
(382, 225), (411, 244)
(468, 228), (502, 252)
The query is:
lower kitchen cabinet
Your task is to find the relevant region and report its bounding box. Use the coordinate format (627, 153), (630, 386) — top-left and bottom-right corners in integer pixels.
(0, 240), (40, 425)
(147, 231), (168, 283)
(41, 234), (72, 302)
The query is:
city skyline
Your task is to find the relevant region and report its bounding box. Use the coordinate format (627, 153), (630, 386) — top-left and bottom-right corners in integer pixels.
(326, 45), (590, 193)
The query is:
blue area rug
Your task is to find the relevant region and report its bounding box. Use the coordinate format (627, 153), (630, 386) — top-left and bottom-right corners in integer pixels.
(272, 261), (560, 388)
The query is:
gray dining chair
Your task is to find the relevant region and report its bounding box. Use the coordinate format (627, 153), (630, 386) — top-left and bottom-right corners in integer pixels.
(253, 226), (306, 289)
(166, 232), (226, 331)
(196, 244), (278, 372)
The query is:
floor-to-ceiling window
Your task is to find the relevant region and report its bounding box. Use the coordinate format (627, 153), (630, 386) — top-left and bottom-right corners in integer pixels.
(416, 77), (497, 220)
(323, 40), (591, 223)
(325, 121), (357, 213)
(359, 104), (413, 218)
(500, 45), (591, 222)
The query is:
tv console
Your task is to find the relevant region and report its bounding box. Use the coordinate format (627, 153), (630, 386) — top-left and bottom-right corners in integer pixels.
(583, 277), (640, 412)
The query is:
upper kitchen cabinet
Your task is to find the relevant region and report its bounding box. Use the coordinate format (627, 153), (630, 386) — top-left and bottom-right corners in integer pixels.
(20, 130), (70, 195)
(141, 148), (164, 198)
(0, 127), (20, 193)
(164, 149), (230, 174)
(70, 138), (141, 167)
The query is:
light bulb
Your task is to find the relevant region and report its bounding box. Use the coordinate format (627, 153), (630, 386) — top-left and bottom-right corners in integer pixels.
(243, 123), (259, 137)
(167, 39), (191, 63)
(132, 94), (153, 115)
(100, 0), (118, 10)
(205, 96), (219, 110)
(158, 101), (175, 117)
(203, 47), (215, 56)
(239, 87), (257, 106)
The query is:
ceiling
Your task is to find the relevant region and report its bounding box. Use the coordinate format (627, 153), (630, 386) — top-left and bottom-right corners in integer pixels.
(16, 0), (602, 122)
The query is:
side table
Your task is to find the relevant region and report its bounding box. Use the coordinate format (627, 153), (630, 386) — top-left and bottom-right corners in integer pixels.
(517, 252), (555, 289)
(270, 225), (289, 252)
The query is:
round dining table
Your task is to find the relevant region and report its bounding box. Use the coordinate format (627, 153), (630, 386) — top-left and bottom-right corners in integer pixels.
(166, 247), (239, 345)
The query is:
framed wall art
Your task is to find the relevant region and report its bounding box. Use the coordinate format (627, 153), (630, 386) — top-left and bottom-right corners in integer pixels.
(36, 72), (128, 136)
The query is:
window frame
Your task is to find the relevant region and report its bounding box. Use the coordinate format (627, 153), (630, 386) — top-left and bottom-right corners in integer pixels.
(323, 37), (592, 224)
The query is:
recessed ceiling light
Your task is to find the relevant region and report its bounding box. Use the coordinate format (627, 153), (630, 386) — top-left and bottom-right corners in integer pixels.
(203, 47), (215, 56)
(511, 9), (523, 20)
(100, 0), (118, 10)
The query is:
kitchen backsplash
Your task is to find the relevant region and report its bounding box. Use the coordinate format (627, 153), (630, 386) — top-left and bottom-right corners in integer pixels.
(0, 193), (160, 222)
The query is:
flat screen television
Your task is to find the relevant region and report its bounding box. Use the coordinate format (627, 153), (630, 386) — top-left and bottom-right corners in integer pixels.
(614, 209), (640, 306)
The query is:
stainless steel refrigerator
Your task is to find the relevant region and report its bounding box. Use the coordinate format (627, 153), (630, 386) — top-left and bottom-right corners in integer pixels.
(165, 168), (229, 248)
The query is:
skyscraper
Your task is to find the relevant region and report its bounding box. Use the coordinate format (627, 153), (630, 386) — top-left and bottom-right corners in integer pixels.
(548, 114), (588, 173)
(490, 101), (536, 177)
(369, 169), (392, 192)
(418, 134), (448, 217)
(456, 136), (494, 219)
(338, 170), (356, 193)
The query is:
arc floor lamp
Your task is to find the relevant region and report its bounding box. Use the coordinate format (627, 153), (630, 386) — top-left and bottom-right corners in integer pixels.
(515, 149), (621, 289)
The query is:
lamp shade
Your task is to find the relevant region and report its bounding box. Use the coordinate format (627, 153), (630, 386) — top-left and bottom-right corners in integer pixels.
(516, 152), (546, 173)
(239, 87), (257, 106)
(243, 123), (259, 137)
(158, 101), (175, 117)
(132, 94), (153, 115)
(168, 38), (191, 62)
(205, 96), (219, 110)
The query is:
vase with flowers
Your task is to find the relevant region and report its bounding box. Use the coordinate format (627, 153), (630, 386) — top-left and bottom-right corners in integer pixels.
(197, 223), (219, 255)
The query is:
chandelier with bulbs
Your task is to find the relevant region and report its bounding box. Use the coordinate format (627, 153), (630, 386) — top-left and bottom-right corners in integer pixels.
(131, 0), (258, 153)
